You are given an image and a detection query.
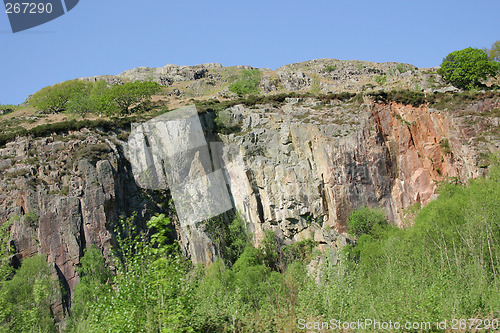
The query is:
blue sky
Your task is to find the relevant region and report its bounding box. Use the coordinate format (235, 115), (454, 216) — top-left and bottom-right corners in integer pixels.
(1, 0), (499, 104)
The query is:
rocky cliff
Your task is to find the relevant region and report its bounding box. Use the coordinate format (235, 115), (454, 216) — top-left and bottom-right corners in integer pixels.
(1, 59), (499, 318)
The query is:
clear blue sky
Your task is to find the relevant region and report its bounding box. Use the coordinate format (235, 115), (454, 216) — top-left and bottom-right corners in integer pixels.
(1, 0), (499, 104)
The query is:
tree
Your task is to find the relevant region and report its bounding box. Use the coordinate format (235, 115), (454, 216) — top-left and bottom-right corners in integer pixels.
(0, 255), (58, 332)
(107, 81), (161, 115)
(437, 47), (500, 90)
(65, 93), (94, 119)
(29, 80), (91, 113)
(484, 40), (500, 62)
(0, 219), (13, 284)
(66, 245), (112, 331)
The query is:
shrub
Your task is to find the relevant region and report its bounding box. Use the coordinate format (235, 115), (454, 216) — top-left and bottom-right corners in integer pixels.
(0, 255), (58, 332)
(367, 89), (427, 106)
(484, 40), (500, 62)
(437, 47), (500, 90)
(228, 69), (262, 96)
(72, 144), (112, 166)
(323, 65), (337, 72)
(388, 89), (426, 106)
(0, 104), (19, 115)
(375, 75), (387, 86)
(347, 206), (388, 237)
(23, 210), (39, 228)
(204, 212), (250, 265)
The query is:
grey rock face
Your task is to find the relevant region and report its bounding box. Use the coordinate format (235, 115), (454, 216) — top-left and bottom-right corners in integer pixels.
(118, 63), (221, 85)
(0, 131), (166, 314)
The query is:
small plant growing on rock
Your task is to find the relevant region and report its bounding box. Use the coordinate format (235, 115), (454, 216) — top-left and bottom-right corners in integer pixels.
(228, 69), (262, 96)
(440, 138), (452, 155)
(323, 65), (337, 73)
(375, 75), (387, 86)
(23, 210), (39, 228)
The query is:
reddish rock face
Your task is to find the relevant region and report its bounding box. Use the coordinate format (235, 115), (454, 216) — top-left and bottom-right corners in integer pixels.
(370, 99), (497, 226)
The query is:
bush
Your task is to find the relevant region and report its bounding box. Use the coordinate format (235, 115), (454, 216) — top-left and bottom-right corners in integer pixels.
(375, 75), (387, 86)
(71, 144), (112, 167)
(204, 212), (251, 265)
(228, 69), (262, 96)
(0, 255), (58, 332)
(484, 40), (500, 62)
(367, 89), (427, 107)
(323, 65), (337, 72)
(347, 206), (388, 237)
(437, 47), (500, 90)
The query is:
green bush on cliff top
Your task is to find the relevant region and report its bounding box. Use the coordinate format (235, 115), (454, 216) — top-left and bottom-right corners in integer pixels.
(438, 47), (500, 90)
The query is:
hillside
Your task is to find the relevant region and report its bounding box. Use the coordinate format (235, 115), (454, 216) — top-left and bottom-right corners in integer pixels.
(0, 59), (499, 331)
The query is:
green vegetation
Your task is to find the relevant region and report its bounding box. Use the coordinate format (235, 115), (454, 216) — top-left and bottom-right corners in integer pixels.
(0, 116), (142, 148)
(29, 79), (161, 117)
(214, 109), (241, 135)
(0, 255), (58, 332)
(366, 89), (427, 107)
(440, 138), (452, 155)
(228, 69), (262, 95)
(0, 104), (20, 115)
(323, 65), (337, 72)
(0, 163), (499, 331)
(347, 206), (388, 237)
(105, 81), (161, 115)
(437, 47), (500, 90)
(71, 144), (112, 167)
(1, 88), (499, 148)
(310, 77), (321, 95)
(29, 80), (92, 114)
(484, 40), (500, 62)
(396, 63), (411, 73)
(375, 74), (387, 85)
(0, 220), (13, 283)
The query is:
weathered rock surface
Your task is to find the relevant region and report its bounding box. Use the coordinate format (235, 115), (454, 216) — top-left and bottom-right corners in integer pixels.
(0, 131), (167, 315)
(0, 91), (498, 318)
(215, 96), (498, 237)
(76, 58), (459, 101)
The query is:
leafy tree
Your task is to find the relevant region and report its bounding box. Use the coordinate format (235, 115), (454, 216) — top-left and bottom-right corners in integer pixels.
(67, 214), (193, 332)
(29, 80), (91, 114)
(204, 213), (251, 265)
(228, 69), (262, 95)
(0, 218), (14, 283)
(0, 255), (57, 332)
(65, 93), (94, 119)
(67, 245), (112, 329)
(87, 80), (118, 116)
(106, 81), (161, 115)
(437, 47), (500, 90)
(484, 40), (500, 62)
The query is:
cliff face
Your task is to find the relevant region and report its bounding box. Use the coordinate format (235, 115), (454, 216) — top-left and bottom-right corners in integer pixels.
(0, 93), (498, 314)
(0, 132), (166, 316)
(210, 96), (497, 241)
